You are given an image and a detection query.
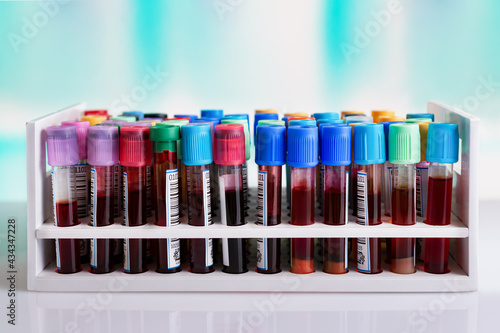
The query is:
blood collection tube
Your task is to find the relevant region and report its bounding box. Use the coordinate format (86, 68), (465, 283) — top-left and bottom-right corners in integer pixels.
(123, 111), (145, 120)
(288, 125), (318, 274)
(46, 125), (81, 274)
(424, 123), (459, 274)
(182, 124), (215, 273)
(254, 113), (279, 141)
(255, 124), (286, 274)
(214, 124), (248, 274)
(371, 110), (395, 123)
(415, 122), (429, 262)
(120, 126), (151, 273)
(354, 124), (385, 274)
(87, 126), (118, 274)
(321, 125), (351, 274)
(150, 125), (181, 273)
(389, 123), (420, 274)
(61, 120), (90, 264)
(221, 118), (250, 215)
(201, 109), (224, 119)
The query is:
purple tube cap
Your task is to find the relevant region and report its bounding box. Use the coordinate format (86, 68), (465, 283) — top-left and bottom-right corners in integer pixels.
(101, 120), (129, 127)
(61, 120), (89, 159)
(129, 121), (153, 127)
(46, 125), (79, 166)
(87, 126), (119, 166)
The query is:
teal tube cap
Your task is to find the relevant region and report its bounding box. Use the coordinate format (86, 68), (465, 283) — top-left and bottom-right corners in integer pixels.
(426, 123), (459, 163)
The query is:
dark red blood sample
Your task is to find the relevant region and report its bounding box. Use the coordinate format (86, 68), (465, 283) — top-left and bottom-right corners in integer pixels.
(290, 238), (315, 274)
(224, 189), (245, 226)
(156, 239), (181, 273)
(265, 179), (281, 226)
(256, 238), (281, 274)
(424, 238), (450, 274)
(426, 177), (453, 226)
(90, 239), (114, 274)
(188, 191), (208, 226)
(323, 238), (347, 274)
(324, 189), (346, 225)
(391, 238), (415, 261)
(190, 239), (214, 273)
(351, 171), (358, 213)
(94, 194), (114, 226)
(56, 239), (81, 274)
(223, 238), (248, 274)
(366, 193), (382, 225)
(291, 187), (314, 226)
(392, 187), (415, 226)
(126, 189), (147, 226)
(56, 200), (79, 227)
(124, 239), (147, 273)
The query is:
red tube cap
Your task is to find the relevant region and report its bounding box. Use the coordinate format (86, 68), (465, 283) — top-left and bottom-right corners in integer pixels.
(214, 124), (245, 166)
(120, 126), (151, 167)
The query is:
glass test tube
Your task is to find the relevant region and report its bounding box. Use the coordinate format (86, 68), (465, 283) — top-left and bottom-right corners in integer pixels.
(255, 124), (286, 274)
(120, 126), (151, 274)
(389, 123), (420, 274)
(46, 125), (81, 274)
(182, 124), (215, 274)
(88, 126), (118, 274)
(424, 123), (459, 274)
(214, 124), (248, 274)
(288, 125), (318, 274)
(150, 125), (181, 273)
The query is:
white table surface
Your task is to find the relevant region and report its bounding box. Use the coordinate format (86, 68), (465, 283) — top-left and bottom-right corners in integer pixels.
(1, 201), (498, 333)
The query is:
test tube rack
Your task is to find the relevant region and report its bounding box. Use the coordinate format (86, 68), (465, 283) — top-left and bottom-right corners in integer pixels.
(26, 102), (479, 292)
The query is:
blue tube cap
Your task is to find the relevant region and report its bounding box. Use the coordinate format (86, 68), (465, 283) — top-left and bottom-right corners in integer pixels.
(317, 119), (344, 126)
(201, 109), (223, 119)
(426, 123), (459, 163)
(181, 124), (213, 166)
(288, 119), (317, 127)
(380, 121), (404, 161)
(346, 116), (373, 125)
(254, 113), (279, 138)
(196, 117), (221, 125)
(321, 125), (351, 166)
(174, 114), (198, 122)
(255, 125), (286, 166)
(122, 111), (144, 120)
(354, 123), (386, 165)
(313, 112), (340, 120)
(287, 125), (318, 168)
(406, 113), (435, 122)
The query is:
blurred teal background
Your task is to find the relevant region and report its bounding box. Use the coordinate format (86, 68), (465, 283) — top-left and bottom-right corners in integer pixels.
(0, 0), (499, 201)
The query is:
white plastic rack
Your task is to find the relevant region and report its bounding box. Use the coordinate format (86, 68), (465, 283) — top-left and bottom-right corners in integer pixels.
(26, 102), (479, 292)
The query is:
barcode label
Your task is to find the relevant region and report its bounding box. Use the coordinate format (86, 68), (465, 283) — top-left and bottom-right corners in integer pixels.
(222, 238), (229, 266)
(123, 172), (128, 226)
(113, 165), (121, 218)
(165, 169), (180, 227)
(51, 172), (57, 226)
(146, 165), (153, 218)
(206, 238), (213, 267)
(202, 169), (212, 226)
(123, 239), (130, 272)
(357, 172), (368, 226)
(256, 171), (267, 225)
(75, 163), (88, 218)
(416, 166), (428, 218)
(167, 238), (181, 269)
(55, 239), (61, 269)
(357, 237), (370, 272)
(242, 165), (248, 210)
(256, 238), (267, 270)
(90, 168), (96, 226)
(90, 238), (97, 268)
(219, 176), (227, 225)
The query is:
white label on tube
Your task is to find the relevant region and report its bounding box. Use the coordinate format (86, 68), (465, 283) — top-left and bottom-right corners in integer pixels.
(203, 169), (212, 227)
(113, 164), (121, 218)
(90, 167), (96, 227)
(123, 239), (130, 272)
(256, 238), (267, 270)
(416, 166), (428, 218)
(167, 238), (181, 269)
(165, 169), (180, 227)
(51, 172), (57, 226)
(345, 171), (349, 224)
(55, 239), (61, 270)
(357, 237), (371, 273)
(222, 238), (229, 266)
(75, 163), (88, 218)
(146, 165), (152, 217)
(357, 172), (368, 226)
(206, 238), (214, 267)
(344, 237), (349, 270)
(123, 172), (128, 226)
(257, 171), (267, 225)
(219, 176), (227, 226)
(90, 238), (97, 268)
(242, 165), (248, 208)
(385, 164), (393, 215)
(319, 164), (325, 213)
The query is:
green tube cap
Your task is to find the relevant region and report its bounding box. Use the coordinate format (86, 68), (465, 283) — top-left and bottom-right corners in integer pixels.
(388, 123), (420, 164)
(109, 115), (136, 123)
(221, 119), (250, 160)
(258, 119), (285, 126)
(405, 118), (432, 124)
